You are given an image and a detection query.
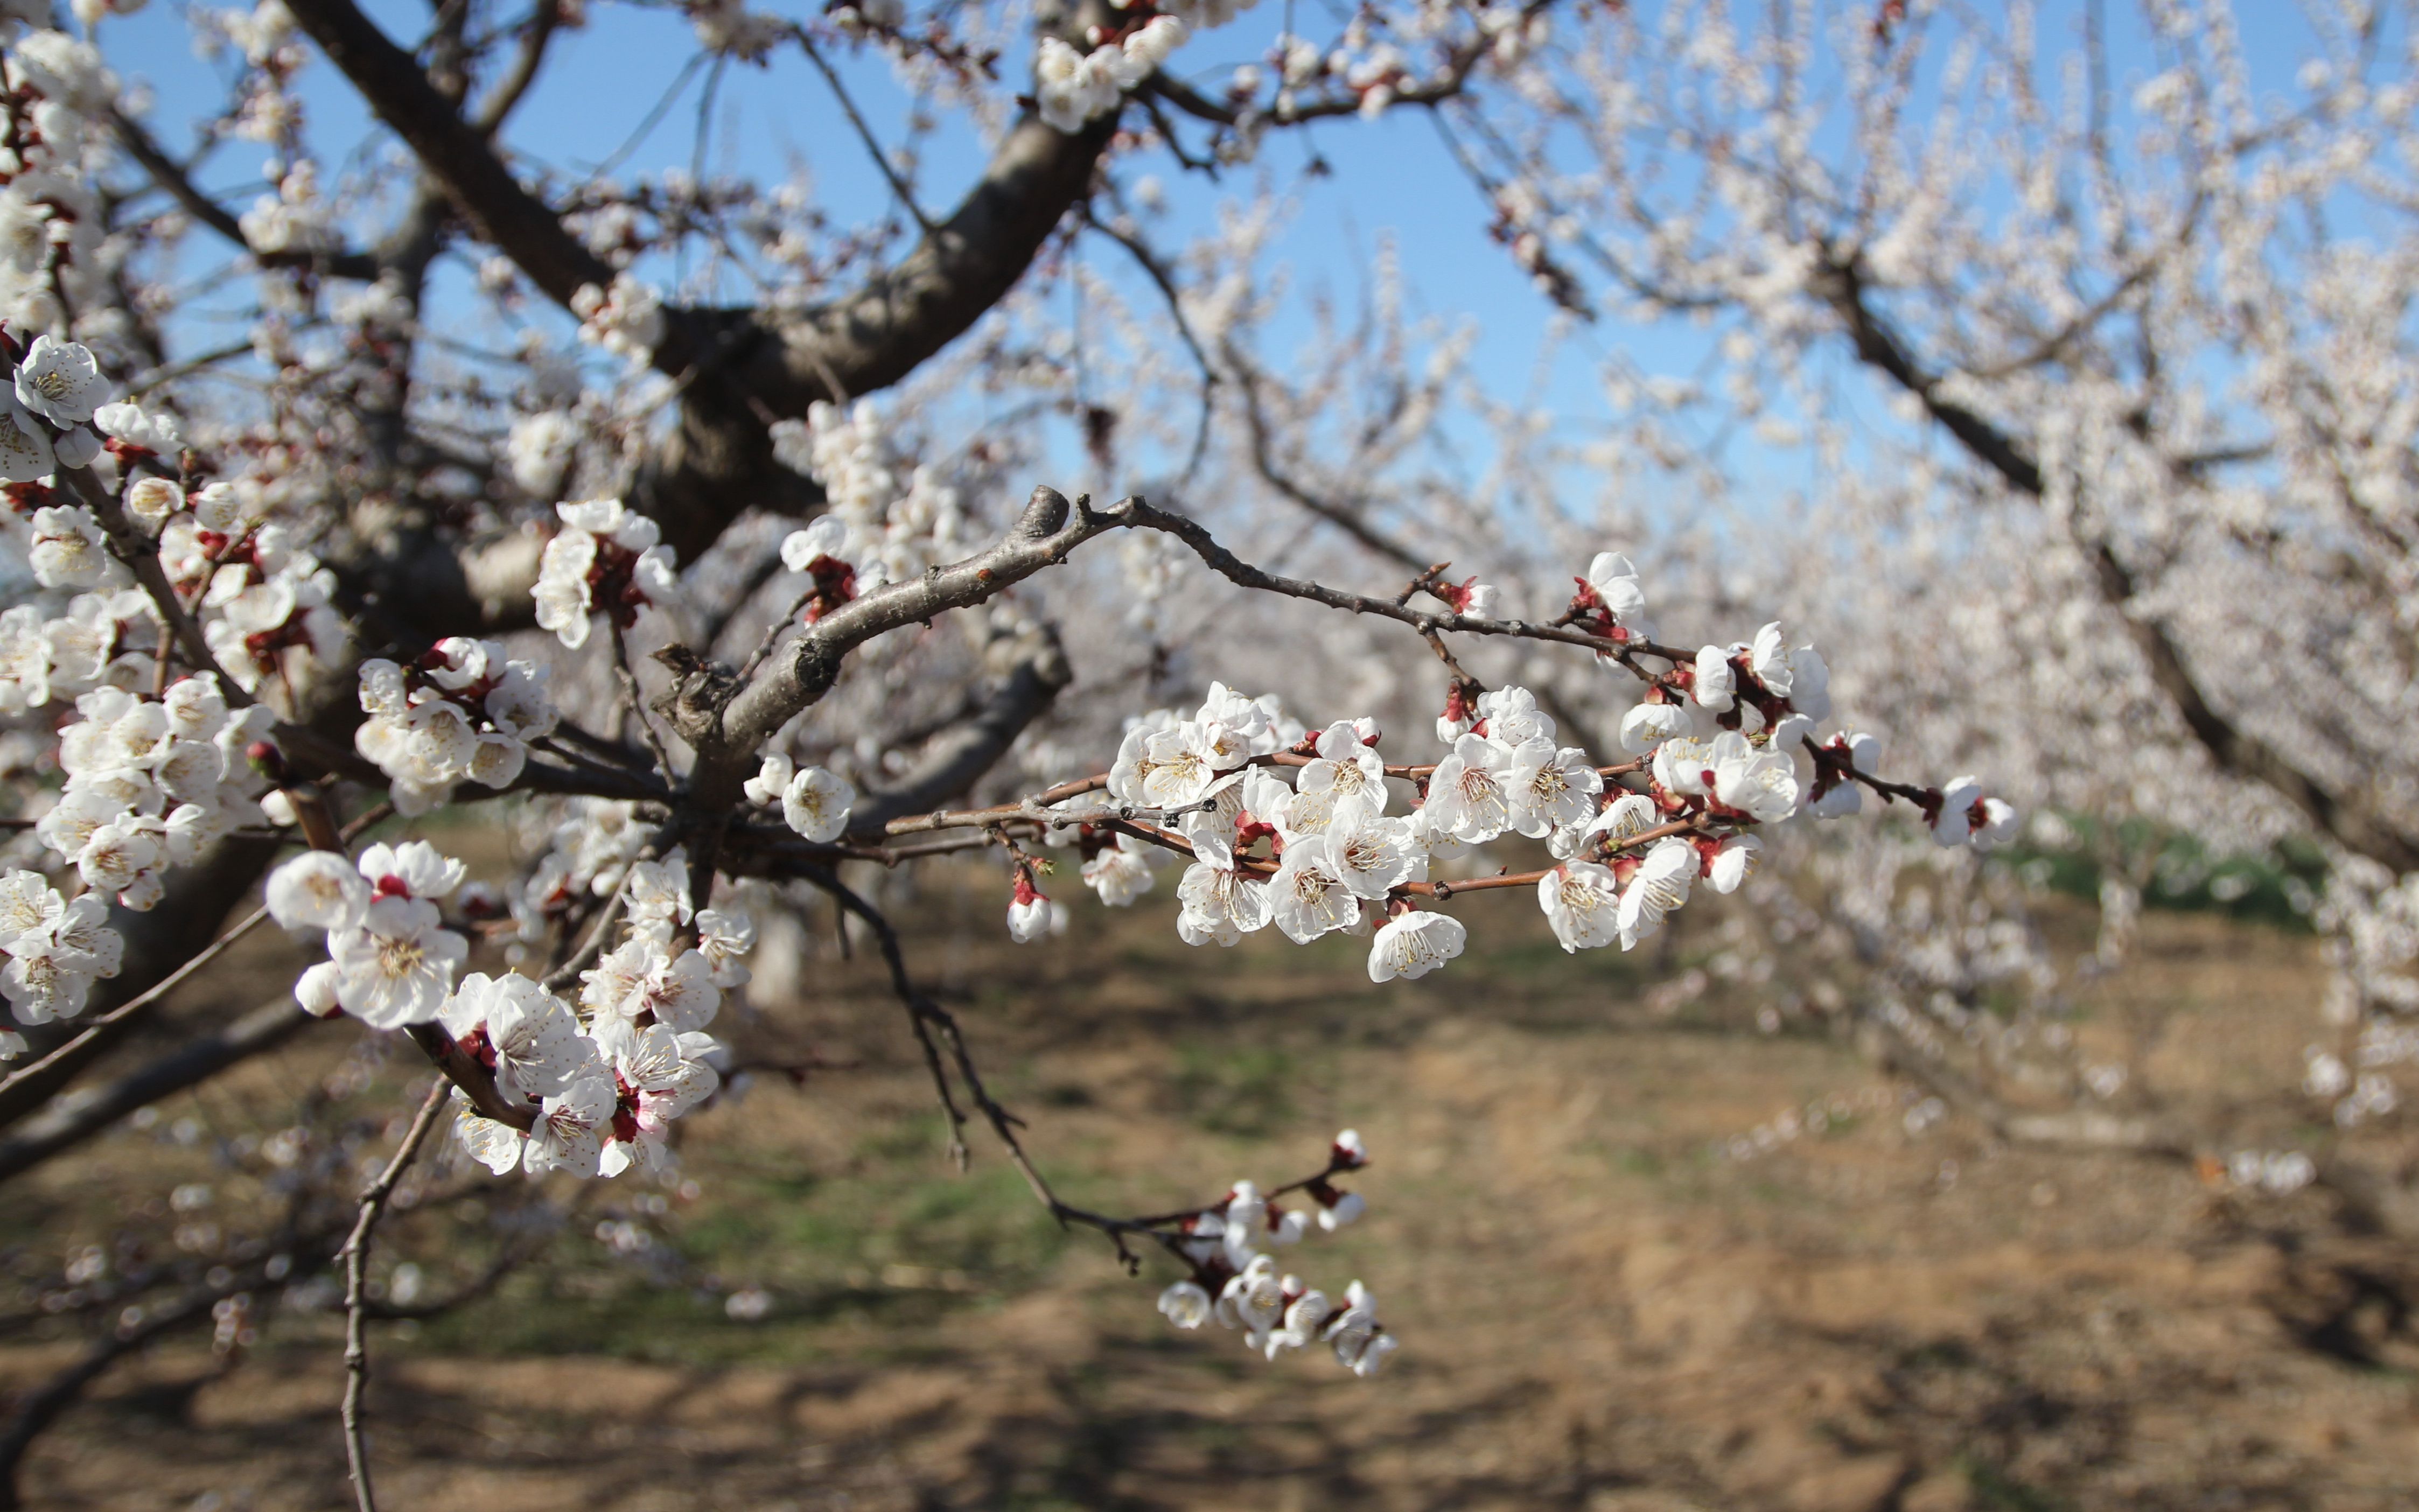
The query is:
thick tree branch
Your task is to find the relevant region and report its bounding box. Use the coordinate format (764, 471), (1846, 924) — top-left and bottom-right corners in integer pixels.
(696, 486), (1123, 787)
(1813, 254), (2419, 873)
(282, 0), (616, 310)
(844, 626), (1074, 834)
(628, 104), (1120, 559)
(110, 110), (381, 279)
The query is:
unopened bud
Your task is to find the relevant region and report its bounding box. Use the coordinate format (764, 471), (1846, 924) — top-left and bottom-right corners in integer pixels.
(246, 739), (288, 783)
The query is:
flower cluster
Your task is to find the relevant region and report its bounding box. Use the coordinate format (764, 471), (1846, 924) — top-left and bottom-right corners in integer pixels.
(569, 274), (666, 367)
(36, 677), (275, 909)
(0, 587), (159, 712)
(457, 851), (740, 1179)
(770, 399), (976, 590)
(7, 358), (353, 706)
(153, 478), (350, 697)
(995, 549), (2012, 988)
(0, 867), (122, 1047)
(0, 32), (113, 338)
(354, 639), (560, 814)
(1036, 16), (1190, 132)
(526, 799), (656, 909)
(1152, 1130), (1396, 1377)
(744, 754), (856, 842)
(532, 499), (680, 651)
(266, 840), (742, 1178)
(270, 842), (473, 1029)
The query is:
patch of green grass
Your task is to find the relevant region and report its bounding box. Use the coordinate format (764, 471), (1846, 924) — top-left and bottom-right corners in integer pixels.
(407, 1152), (1078, 1366)
(1960, 1454), (2069, 1512)
(2004, 815), (2327, 933)
(1172, 1041), (1297, 1137)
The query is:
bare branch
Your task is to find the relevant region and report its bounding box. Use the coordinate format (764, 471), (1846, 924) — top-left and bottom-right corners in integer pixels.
(470, 0), (564, 135)
(0, 904), (270, 1111)
(109, 110), (382, 279)
(339, 1080), (451, 1512)
(0, 998), (312, 1184)
(1812, 253), (2419, 873)
(844, 627), (1074, 832)
(282, 0), (617, 309)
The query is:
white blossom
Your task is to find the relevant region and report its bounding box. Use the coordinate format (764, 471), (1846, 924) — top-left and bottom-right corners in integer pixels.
(1584, 551), (1647, 622)
(1324, 809), (1422, 899)
(1618, 701), (1689, 755)
(265, 850), (368, 932)
(1423, 732), (1514, 844)
(443, 972), (593, 1102)
(600, 1022), (719, 1174)
(1367, 908), (1466, 982)
(522, 1069), (615, 1177)
(695, 907), (756, 986)
(453, 1095), (528, 1176)
(1270, 840), (1358, 943)
(27, 507), (111, 589)
(327, 898), (467, 1028)
(1176, 862), (1270, 946)
(1705, 835), (1761, 894)
(780, 764), (854, 842)
(0, 399), (53, 483)
(13, 335), (104, 425)
(1540, 862), (1623, 951)
(1081, 835), (1160, 906)
(1290, 719), (1386, 832)
(1617, 838), (1697, 949)
(1506, 740), (1603, 837)
(1324, 1282), (1397, 1377)
(1158, 1280), (1213, 1329)
(1710, 732), (1800, 823)
(1690, 648), (1737, 715)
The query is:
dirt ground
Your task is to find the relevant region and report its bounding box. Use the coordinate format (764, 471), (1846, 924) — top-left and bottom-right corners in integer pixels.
(5, 868), (2417, 1512)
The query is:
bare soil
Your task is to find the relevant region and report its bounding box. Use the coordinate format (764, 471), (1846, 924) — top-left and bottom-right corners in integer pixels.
(5, 874), (2416, 1512)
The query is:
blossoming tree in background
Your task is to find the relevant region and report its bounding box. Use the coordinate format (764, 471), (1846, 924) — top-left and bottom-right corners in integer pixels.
(0, 0), (2409, 1503)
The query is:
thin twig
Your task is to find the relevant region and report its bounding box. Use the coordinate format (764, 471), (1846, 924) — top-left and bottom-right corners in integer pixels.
(793, 29), (935, 234)
(611, 626), (679, 784)
(0, 904), (272, 1104)
(541, 872), (632, 992)
(791, 865), (1396, 1277)
(58, 465), (255, 706)
(702, 542), (794, 650)
(338, 1079), (450, 1512)
(1083, 204), (1219, 478)
(738, 584), (817, 681)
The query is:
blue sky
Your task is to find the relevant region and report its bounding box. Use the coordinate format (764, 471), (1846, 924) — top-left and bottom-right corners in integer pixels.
(103, 1), (1635, 407)
(92, 0), (2382, 519)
